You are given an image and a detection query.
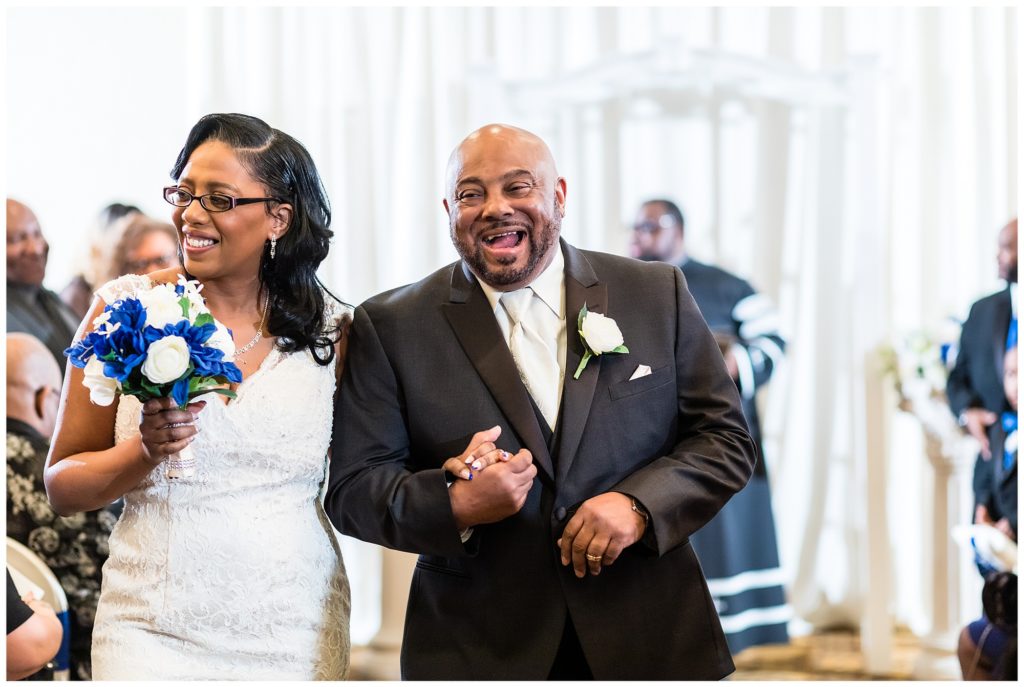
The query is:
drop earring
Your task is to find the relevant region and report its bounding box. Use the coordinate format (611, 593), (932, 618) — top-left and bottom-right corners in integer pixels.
(270, 237), (277, 260)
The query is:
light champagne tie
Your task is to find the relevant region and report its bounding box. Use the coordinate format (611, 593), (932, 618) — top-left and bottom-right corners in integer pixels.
(501, 288), (560, 429)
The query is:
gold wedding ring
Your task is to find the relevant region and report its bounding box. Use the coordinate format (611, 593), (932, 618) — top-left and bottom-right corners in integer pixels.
(585, 553), (602, 562)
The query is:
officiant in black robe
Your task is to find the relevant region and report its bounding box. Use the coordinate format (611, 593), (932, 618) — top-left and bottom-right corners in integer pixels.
(632, 199), (790, 654)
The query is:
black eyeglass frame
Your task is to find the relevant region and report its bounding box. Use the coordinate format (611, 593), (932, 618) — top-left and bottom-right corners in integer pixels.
(162, 186), (283, 213)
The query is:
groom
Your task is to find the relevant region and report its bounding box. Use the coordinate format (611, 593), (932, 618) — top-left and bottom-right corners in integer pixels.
(326, 124), (756, 680)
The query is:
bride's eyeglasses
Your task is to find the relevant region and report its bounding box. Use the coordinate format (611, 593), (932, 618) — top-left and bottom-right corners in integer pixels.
(163, 186), (282, 213)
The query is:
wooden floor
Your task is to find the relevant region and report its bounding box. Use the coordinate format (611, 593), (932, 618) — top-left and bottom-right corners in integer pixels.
(731, 627), (950, 681)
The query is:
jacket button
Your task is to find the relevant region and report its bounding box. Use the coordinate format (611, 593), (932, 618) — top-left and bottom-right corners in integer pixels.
(555, 507), (567, 521)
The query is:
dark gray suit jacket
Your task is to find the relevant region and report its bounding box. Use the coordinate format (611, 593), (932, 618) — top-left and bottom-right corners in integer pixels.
(326, 241), (756, 680)
(947, 286), (1013, 417)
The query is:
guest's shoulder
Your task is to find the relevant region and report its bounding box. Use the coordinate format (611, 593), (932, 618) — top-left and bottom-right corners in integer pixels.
(971, 287), (1011, 311)
(683, 259), (748, 289)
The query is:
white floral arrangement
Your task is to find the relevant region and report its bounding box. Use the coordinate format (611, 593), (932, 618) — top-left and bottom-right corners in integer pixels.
(878, 322), (960, 404)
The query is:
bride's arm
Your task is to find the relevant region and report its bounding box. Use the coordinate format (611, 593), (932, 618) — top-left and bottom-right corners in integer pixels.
(45, 297), (156, 515)
(44, 297), (199, 515)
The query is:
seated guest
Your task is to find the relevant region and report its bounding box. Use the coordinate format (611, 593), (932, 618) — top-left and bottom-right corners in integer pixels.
(6, 199), (80, 373)
(959, 571), (1018, 680)
(6, 333), (118, 680)
(6, 569), (63, 681)
(958, 346), (1018, 680)
(60, 202), (141, 319)
(98, 212), (180, 284)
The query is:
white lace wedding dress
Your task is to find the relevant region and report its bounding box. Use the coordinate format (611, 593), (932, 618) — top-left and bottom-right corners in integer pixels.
(90, 275), (350, 680)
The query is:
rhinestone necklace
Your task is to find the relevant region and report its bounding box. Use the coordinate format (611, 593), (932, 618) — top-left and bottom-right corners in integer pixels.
(234, 293), (270, 364)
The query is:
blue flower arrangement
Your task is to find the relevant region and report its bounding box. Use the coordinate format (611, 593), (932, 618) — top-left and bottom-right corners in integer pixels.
(65, 276), (242, 409)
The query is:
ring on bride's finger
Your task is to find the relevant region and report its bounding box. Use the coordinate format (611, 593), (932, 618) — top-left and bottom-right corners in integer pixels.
(585, 553), (603, 562)
(166, 421), (190, 429)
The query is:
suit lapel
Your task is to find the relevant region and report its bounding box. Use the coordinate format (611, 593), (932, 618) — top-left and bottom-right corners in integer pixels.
(442, 262), (555, 483)
(555, 243), (606, 484)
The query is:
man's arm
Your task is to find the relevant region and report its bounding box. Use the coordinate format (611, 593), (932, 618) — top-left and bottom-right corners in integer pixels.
(324, 304), (468, 556)
(946, 302), (997, 455)
(6, 572), (62, 682)
(324, 304), (535, 555)
(609, 267), (757, 556)
(730, 285), (786, 398)
(561, 266), (756, 571)
(946, 303), (983, 418)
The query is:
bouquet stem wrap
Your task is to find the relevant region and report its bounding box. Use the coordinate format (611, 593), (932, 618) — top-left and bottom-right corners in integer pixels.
(166, 443), (198, 479)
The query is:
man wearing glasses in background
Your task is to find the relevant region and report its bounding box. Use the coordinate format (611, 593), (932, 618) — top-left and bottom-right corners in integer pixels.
(7, 199), (80, 373)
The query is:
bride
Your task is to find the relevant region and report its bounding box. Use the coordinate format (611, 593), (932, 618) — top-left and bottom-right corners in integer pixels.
(45, 113), (350, 679)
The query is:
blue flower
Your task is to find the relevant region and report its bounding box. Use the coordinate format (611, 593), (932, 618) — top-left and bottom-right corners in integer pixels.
(65, 331), (104, 368)
(107, 298), (147, 331)
(171, 376), (191, 409)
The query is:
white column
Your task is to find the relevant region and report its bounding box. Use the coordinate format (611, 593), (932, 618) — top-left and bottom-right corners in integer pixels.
(352, 548), (418, 680)
(897, 383), (979, 679)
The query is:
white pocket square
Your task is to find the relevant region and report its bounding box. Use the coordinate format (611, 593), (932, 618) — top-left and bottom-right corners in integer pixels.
(629, 364), (652, 381)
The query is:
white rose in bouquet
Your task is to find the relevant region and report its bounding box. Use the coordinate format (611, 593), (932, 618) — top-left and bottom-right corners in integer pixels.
(580, 311), (624, 353)
(82, 357), (119, 406)
(142, 336), (192, 384)
(138, 284), (187, 329)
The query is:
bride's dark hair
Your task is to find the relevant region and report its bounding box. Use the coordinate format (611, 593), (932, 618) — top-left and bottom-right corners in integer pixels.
(170, 113), (341, 365)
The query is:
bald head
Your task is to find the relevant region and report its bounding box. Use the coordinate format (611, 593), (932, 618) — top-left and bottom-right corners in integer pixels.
(445, 124), (560, 200)
(7, 198), (48, 286)
(998, 218), (1017, 283)
(7, 333), (63, 439)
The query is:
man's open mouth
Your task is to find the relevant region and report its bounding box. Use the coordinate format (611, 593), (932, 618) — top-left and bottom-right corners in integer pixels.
(482, 230), (526, 249)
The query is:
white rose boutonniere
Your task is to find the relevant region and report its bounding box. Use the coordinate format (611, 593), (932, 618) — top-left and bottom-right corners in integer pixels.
(574, 304), (628, 379)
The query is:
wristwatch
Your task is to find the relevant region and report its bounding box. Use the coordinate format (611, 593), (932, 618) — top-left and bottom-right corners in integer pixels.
(631, 497), (650, 528)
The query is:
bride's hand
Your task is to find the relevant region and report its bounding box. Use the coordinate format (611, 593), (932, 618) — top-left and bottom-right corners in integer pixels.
(138, 398), (207, 466)
(441, 425), (512, 480)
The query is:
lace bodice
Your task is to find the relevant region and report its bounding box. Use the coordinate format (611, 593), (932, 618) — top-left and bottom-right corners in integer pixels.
(90, 274), (350, 680)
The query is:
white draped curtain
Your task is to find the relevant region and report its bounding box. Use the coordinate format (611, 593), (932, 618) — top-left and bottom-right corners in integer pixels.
(7, 5), (1017, 650)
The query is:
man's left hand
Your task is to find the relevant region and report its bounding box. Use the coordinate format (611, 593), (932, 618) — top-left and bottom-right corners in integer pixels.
(557, 492), (646, 578)
(994, 517), (1016, 542)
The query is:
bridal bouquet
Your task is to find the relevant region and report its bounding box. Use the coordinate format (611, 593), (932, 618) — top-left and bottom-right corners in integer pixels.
(65, 276), (242, 478)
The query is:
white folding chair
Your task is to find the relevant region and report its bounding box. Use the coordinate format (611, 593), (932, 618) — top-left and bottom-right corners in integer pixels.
(6, 537), (71, 680)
